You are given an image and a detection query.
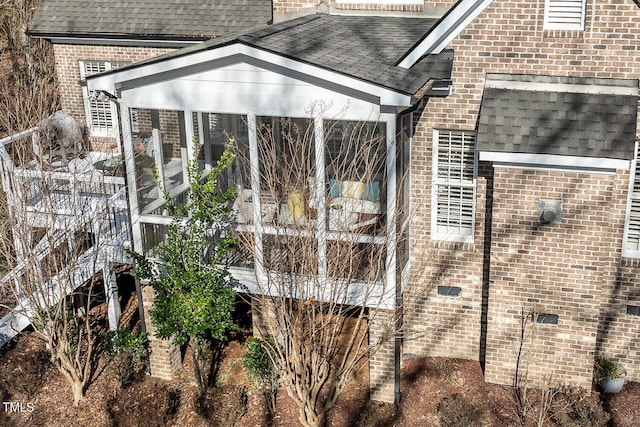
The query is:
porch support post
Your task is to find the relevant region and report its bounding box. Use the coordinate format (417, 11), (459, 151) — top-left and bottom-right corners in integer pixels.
(103, 263), (121, 330)
(180, 110), (194, 179)
(119, 102), (143, 253)
(247, 112), (265, 283)
(142, 284), (182, 379)
(314, 115), (327, 279)
(197, 112), (211, 168)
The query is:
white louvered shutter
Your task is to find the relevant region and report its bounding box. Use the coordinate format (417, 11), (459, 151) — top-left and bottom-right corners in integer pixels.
(80, 61), (128, 135)
(626, 144), (640, 253)
(434, 130), (476, 240)
(544, 0), (586, 30)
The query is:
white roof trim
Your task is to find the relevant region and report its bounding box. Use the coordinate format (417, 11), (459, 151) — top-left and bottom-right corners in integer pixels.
(398, 0), (494, 69)
(485, 78), (639, 96)
(479, 151), (630, 172)
(335, 0), (422, 3)
(44, 36), (202, 48)
(88, 43), (415, 107)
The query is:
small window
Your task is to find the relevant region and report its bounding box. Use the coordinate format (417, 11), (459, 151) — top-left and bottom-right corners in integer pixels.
(437, 286), (461, 297)
(626, 305), (640, 316)
(544, 0), (586, 31)
(432, 129), (476, 242)
(536, 313), (559, 325)
(79, 60), (129, 136)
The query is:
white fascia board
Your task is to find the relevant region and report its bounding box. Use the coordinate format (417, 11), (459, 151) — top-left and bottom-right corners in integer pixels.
(87, 43), (414, 107)
(479, 151), (630, 172)
(398, 0), (494, 69)
(485, 78), (639, 96)
(47, 36), (202, 48)
(336, 0), (421, 4)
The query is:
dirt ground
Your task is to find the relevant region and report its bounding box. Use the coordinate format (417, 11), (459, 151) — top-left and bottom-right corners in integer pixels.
(0, 328), (639, 427)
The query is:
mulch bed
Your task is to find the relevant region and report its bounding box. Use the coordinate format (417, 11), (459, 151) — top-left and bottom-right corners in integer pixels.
(0, 323), (637, 426)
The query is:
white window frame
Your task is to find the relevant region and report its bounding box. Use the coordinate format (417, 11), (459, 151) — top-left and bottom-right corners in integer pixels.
(431, 129), (477, 243)
(622, 140), (640, 258)
(79, 60), (128, 137)
(543, 0), (586, 31)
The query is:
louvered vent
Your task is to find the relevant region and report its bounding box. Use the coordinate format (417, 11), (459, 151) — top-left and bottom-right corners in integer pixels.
(544, 0), (586, 30)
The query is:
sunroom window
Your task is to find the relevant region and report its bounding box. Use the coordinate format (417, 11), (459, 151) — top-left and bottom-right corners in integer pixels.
(432, 129), (476, 242)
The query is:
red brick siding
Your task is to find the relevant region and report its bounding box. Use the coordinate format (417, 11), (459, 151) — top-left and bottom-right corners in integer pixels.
(405, 0), (640, 388)
(483, 168), (628, 389)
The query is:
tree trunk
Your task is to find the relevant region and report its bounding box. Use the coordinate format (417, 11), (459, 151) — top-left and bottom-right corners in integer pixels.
(298, 402), (324, 427)
(71, 380), (84, 406)
(192, 340), (208, 397)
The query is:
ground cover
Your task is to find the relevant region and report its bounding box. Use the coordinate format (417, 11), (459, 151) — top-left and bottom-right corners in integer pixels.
(1, 323), (638, 426)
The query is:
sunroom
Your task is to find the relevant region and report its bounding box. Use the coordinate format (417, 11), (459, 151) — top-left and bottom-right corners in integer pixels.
(86, 14), (453, 307)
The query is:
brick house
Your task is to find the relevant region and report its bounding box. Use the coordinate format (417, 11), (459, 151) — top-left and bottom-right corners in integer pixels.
(28, 0), (273, 151)
(28, 0), (640, 403)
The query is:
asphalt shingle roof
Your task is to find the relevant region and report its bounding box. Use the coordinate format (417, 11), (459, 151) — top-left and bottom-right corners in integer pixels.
(477, 75), (638, 160)
(28, 0), (272, 39)
(242, 15), (452, 94)
(93, 14), (453, 96)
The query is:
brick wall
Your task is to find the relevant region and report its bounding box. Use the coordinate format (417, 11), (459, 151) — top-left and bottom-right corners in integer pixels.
(369, 309), (396, 403)
(403, 101), (488, 364)
(596, 258), (640, 380)
(483, 168), (628, 389)
(405, 0), (640, 388)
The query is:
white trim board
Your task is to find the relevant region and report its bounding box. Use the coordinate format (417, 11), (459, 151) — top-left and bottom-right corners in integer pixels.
(398, 0), (494, 69)
(115, 62), (383, 120)
(484, 79), (639, 96)
(88, 43), (416, 107)
(44, 36), (202, 48)
(479, 151), (630, 172)
(335, 0), (421, 3)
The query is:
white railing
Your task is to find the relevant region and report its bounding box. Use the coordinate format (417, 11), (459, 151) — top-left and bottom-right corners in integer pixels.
(0, 127), (132, 346)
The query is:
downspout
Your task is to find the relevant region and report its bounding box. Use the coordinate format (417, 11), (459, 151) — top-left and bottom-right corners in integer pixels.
(391, 97), (425, 405)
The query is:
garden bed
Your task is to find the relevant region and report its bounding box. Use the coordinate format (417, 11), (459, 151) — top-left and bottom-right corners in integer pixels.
(1, 326), (638, 426)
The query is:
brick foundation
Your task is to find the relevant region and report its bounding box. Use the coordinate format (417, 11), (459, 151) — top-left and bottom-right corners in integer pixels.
(141, 285), (181, 379)
(251, 298), (397, 403)
(369, 310), (396, 403)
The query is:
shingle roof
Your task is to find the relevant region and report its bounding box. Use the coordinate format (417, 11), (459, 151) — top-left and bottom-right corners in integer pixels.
(93, 14), (453, 96)
(242, 15), (452, 94)
(28, 0), (272, 39)
(477, 74), (638, 160)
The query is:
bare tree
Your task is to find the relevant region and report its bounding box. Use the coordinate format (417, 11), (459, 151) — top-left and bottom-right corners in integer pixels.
(0, 123), (127, 405)
(233, 116), (402, 426)
(0, 0), (58, 137)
